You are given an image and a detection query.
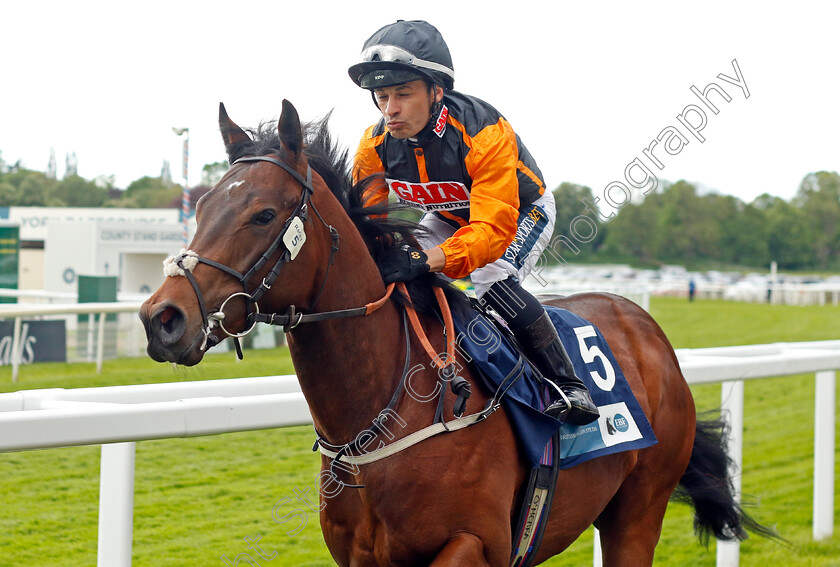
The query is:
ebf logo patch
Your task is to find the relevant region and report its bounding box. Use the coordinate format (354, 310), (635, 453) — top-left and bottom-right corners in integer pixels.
(612, 413), (630, 433)
(596, 402), (646, 449)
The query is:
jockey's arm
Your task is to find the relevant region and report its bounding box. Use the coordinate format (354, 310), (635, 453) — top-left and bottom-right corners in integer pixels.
(435, 121), (521, 280)
(424, 246), (446, 272)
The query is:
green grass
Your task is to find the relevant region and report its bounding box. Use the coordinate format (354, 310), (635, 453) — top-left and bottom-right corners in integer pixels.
(0, 344), (297, 391)
(1, 297), (839, 565)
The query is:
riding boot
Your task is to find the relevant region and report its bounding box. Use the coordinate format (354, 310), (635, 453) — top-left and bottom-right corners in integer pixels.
(519, 311), (600, 425)
(481, 277), (600, 425)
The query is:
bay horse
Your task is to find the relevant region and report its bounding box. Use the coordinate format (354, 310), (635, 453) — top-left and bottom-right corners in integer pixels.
(140, 101), (771, 566)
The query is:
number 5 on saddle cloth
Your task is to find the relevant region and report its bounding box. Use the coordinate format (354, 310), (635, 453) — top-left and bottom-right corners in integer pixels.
(451, 303), (658, 567)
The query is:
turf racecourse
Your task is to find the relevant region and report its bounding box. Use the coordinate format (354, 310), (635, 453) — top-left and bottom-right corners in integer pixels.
(0, 297), (838, 566)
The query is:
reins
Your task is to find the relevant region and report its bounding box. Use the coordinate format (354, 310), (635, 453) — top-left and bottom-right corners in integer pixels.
(252, 282), (395, 330)
(314, 281), (496, 487)
(400, 283), (455, 369)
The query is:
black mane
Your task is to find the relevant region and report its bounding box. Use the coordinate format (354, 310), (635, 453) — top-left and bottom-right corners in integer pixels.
(225, 114), (471, 317)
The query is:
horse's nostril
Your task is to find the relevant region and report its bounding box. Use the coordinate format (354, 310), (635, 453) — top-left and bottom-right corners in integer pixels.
(160, 307), (174, 326)
(156, 305), (186, 345)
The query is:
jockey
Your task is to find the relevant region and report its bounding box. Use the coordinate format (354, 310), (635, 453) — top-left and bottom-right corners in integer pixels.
(348, 20), (599, 426)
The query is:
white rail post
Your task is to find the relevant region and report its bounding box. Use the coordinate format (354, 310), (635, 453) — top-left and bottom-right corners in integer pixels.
(11, 316), (21, 382)
(98, 442), (136, 567)
(717, 380), (744, 567)
(87, 313), (96, 362)
(593, 527), (603, 566)
(96, 312), (107, 374)
(814, 370), (836, 540)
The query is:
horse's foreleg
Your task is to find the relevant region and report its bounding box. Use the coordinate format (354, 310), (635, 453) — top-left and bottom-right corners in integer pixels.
(429, 533), (491, 567)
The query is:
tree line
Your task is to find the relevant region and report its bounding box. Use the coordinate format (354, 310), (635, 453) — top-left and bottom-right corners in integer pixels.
(551, 170), (840, 270)
(1, 150), (837, 271)
(0, 152), (227, 209)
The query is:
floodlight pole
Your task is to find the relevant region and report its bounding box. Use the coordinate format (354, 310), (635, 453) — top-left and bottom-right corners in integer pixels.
(172, 127), (190, 244)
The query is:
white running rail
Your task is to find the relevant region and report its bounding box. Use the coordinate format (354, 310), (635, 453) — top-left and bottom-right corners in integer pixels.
(0, 301), (145, 381)
(0, 342), (837, 567)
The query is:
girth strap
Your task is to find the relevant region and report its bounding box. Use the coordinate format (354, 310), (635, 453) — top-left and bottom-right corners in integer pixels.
(319, 412), (487, 466)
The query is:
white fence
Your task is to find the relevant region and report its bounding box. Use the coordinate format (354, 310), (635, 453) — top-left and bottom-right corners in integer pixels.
(0, 295), (281, 381)
(0, 301), (145, 381)
(0, 288), (151, 381)
(0, 343), (837, 566)
(674, 341), (838, 566)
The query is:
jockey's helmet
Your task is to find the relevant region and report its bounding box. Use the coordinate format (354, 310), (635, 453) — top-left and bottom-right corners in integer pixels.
(348, 20), (455, 91)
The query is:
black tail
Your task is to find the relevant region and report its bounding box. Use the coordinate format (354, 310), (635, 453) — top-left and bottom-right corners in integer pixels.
(672, 416), (781, 546)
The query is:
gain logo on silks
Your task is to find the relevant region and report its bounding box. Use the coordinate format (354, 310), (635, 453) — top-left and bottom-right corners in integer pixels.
(598, 402), (643, 448)
(386, 178), (470, 213)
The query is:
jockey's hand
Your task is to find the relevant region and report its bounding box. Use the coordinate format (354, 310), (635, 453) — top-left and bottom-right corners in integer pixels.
(379, 245), (430, 284)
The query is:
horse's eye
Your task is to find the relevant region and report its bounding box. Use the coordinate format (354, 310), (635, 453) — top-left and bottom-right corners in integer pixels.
(253, 210), (276, 226)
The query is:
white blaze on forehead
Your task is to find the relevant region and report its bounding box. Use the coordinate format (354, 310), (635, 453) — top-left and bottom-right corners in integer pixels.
(225, 180), (246, 194)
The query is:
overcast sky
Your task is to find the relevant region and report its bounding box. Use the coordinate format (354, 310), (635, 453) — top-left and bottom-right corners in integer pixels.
(2, 1), (837, 207)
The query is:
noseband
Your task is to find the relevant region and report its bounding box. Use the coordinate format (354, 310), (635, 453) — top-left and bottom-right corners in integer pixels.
(165, 155), (340, 356)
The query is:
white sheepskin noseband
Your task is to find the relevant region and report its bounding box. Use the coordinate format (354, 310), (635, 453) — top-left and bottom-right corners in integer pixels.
(163, 249), (200, 277)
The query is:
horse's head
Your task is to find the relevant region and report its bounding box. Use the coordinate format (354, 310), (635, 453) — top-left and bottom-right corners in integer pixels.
(140, 100), (335, 365)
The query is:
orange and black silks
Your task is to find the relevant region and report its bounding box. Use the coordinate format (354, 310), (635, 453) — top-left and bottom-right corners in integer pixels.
(353, 91), (547, 281)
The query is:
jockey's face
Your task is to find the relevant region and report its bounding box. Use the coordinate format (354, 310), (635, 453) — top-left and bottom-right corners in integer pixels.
(374, 80), (443, 139)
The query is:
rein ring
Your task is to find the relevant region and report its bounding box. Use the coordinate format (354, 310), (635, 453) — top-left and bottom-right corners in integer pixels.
(215, 292), (260, 338)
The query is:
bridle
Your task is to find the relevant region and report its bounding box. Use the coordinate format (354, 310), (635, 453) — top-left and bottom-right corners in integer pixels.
(165, 154), (390, 358)
(164, 151), (487, 486)
(164, 152), (490, 492)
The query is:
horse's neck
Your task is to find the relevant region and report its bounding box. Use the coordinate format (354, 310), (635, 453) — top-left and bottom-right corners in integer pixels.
(288, 304), (407, 444)
(285, 201), (410, 443)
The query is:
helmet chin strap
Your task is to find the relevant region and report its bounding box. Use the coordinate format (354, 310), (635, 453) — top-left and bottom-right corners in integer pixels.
(427, 84), (444, 129)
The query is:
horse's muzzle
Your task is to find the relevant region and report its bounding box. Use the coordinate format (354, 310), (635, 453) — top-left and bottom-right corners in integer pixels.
(139, 300), (204, 365)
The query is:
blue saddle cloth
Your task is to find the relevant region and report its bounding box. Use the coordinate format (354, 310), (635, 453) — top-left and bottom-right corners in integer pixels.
(452, 305), (657, 468)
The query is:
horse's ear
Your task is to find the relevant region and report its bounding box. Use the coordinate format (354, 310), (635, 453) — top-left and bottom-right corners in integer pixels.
(219, 103), (250, 160)
(278, 99), (303, 157)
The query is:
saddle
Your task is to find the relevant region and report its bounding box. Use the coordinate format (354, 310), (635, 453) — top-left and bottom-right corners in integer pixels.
(316, 286), (656, 567)
(451, 299), (658, 567)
